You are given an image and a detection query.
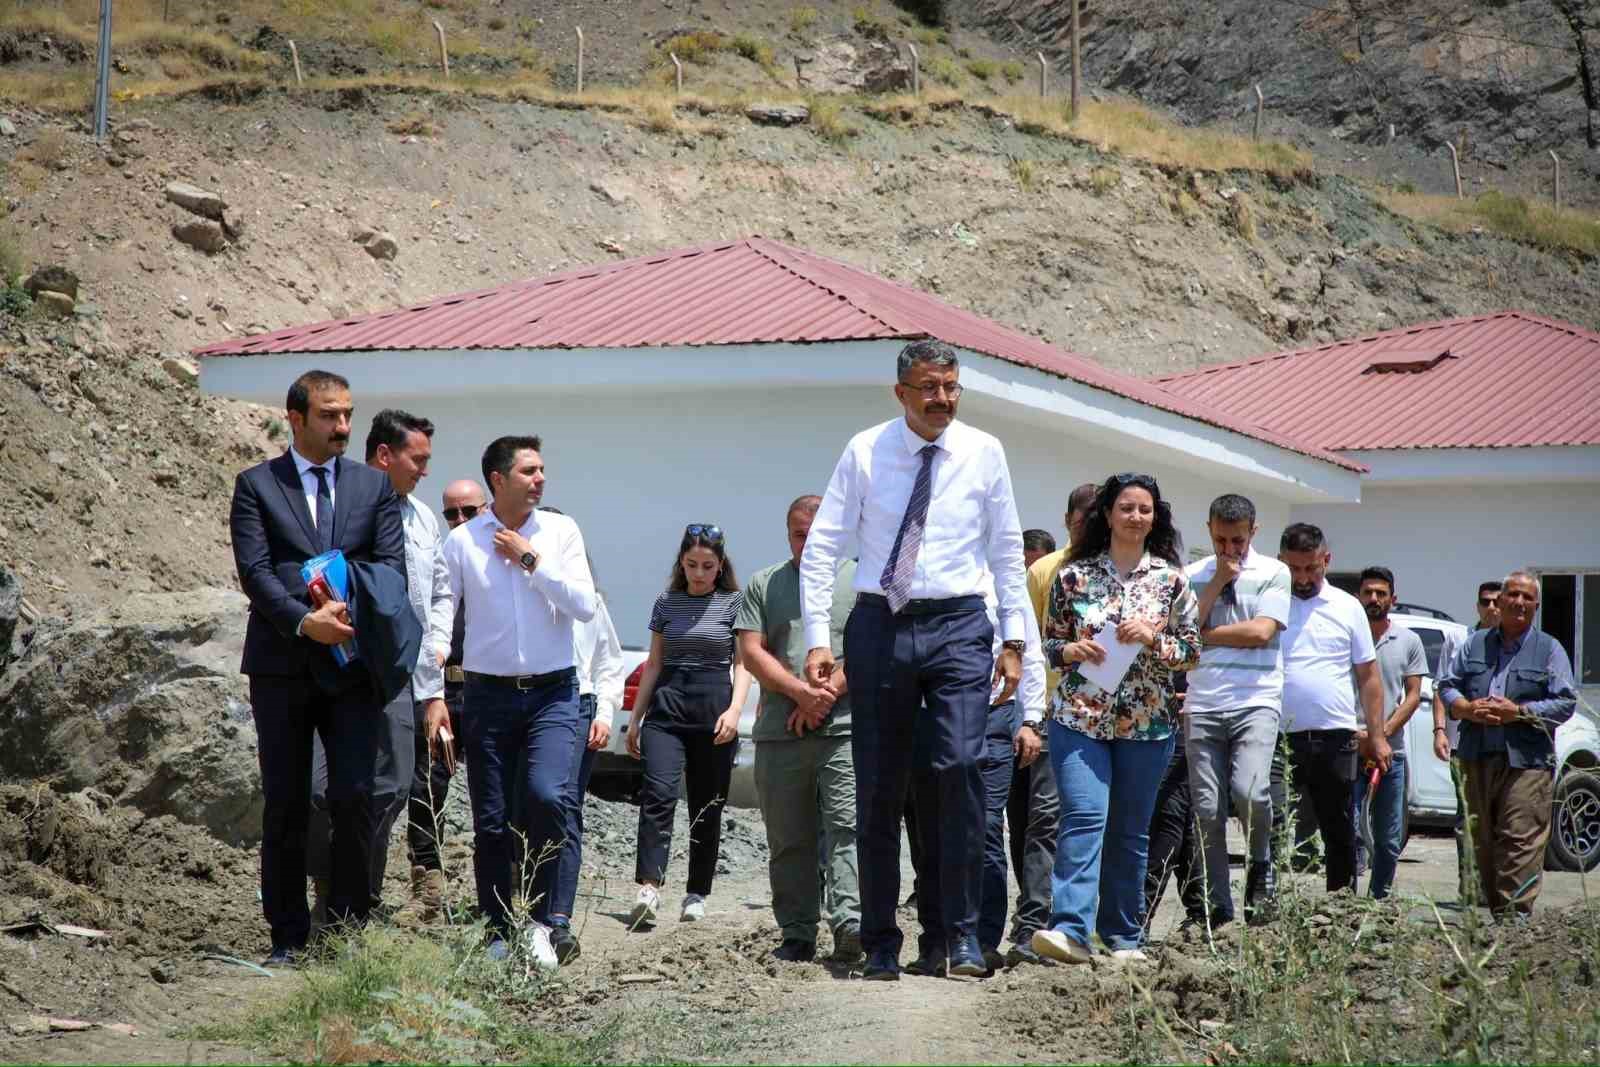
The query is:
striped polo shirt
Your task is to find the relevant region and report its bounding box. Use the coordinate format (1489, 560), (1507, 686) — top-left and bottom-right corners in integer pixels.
(1183, 548), (1293, 715)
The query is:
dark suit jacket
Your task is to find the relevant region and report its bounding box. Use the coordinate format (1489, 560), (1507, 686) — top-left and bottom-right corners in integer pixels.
(348, 560), (424, 706)
(229, 451), (405, 691)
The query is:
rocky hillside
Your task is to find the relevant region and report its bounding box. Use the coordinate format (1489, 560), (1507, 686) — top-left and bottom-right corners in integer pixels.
(970, 0), (1597, 207)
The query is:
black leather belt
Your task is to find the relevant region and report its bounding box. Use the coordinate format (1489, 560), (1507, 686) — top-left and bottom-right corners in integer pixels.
(464, 667), (576, 690)
(856, 593), (986, 615)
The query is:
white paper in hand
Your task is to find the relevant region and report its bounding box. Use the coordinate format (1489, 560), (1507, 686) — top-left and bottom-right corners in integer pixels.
(1077, 636), (1144, 695)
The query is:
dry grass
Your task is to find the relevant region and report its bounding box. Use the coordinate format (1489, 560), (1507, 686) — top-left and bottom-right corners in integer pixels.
(1070, 97), (1312, 177)
(1009, 157), (1037, 192)
(1382, 188), (1600, 257)
(0, 8), (272, 70)
(386, 109), (439, 136)
(789, 5), (819, 33)
(1230, 193), (1257, 240)
(998, 58), (1025, 84)
(1088, 165), (1120, 196)
(19, 129), (69, 168)
(808, 95), (859, 143)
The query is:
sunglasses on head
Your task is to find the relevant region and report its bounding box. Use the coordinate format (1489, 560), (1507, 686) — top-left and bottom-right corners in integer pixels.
(443, 505), (481, 522)
(685, 523), (724, 544)
(1112, 472), (1159, 492)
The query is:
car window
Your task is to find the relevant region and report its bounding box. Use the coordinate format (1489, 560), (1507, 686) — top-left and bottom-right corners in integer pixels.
(1409, 626), (1446, 676)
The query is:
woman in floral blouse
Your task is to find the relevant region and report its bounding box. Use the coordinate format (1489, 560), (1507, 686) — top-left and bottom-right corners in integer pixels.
(1032, 473), (1199, 965)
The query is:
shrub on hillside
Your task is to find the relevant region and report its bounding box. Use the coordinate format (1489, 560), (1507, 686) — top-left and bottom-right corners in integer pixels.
(893, 0), (945, 25)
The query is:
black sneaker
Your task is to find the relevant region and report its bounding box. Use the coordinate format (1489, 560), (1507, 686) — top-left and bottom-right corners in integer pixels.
(904, 952), (947, 977)
(830, 922), (863, 962)
(773, 938), (817, 962)
(1005, 939), (1043, 966)
(550, 925), (581, 965)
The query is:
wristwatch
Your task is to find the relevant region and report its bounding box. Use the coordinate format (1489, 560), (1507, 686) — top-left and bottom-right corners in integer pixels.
(518, 550), (538, 572)
(1002, 640), (1027, 654)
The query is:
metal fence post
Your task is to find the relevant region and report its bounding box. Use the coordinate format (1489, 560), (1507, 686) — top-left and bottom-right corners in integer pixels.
(906, 42), (919, 97)
(1550, 149), (1562, 211)
(93, 0), (111, 142)
(1253, 84), (1264, 142)
(1070, 0), (1081, 119)
(672, 52), (683, 94)
(1037, 51), (1047, 98)
(432, 20), (449, 79)
(1446, 142), (1463, 198)
(289, 40), (304, 86)
(576, 27), (585, 93)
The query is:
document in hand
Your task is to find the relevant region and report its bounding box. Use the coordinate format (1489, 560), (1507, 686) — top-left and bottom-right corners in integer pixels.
(1076, 633), (1143, 695)
(300, 549), (359, 668)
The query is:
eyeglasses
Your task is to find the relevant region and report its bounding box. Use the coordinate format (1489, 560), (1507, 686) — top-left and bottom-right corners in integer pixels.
(685, 523), (724, 544)
(443, 505), (480, 522)
(902, 382), (964, 400)
(1478, 597), (1499, 607)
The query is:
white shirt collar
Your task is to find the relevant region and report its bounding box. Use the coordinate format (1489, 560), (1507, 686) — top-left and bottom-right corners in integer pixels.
(288, 444), (336, 482)
(897, 416), (952, 456)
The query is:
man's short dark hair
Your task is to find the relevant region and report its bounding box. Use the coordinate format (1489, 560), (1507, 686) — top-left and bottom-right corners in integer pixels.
(1478, 580), (1503, 597)
(481, 434), (543, 491)
(788, 494), (822, 520)
(1279, 522), (1326, 554)
(1023, 528), (1057, 555)
(1359, 566), (1395, 593)
(896, 339), (959, 381)
(364, 408), (434, 461)
(286, 369), (350, 416)
(1208, 493), (1257, 527)
(1066, 482), (1098, 520)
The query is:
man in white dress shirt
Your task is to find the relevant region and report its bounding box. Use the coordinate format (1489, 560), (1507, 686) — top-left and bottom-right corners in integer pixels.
(442, 435), (597, 965)
(800, 340), (1029, 981)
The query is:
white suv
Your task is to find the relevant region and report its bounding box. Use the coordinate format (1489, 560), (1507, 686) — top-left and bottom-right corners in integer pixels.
(1386, 612), (1600, 872)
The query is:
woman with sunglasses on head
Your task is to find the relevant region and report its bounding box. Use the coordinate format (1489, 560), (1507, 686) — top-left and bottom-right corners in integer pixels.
(626, 523), (752, 926)
(1033, 473), (1200, 966)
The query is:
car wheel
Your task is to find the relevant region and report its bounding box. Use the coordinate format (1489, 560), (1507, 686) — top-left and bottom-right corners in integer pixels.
(1546, 768), (1600, 873)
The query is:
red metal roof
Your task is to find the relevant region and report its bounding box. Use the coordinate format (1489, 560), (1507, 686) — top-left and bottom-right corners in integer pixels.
(194, 236), (1360, 471)
(1154, 311), (1600, 451)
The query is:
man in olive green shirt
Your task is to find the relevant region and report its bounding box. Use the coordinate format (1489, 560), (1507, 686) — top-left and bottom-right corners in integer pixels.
(736, 495), (860, 964)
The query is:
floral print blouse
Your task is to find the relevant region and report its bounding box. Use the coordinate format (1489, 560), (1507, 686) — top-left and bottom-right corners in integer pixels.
(1042, 550), (1201, 741)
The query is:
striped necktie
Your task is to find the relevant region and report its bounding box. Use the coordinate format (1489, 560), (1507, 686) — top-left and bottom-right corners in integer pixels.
(879, 444), (938, 613)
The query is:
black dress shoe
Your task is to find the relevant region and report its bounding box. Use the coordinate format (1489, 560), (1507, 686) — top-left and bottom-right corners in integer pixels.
(903, 952), (947, 977)
(551, 925), (581, 965)
(947, 936), (987, 977)
(862, 948), (900, 981)
(1006, 939), (1043, 966)
(262, 946), (300, 968)
(772, 938), (816, 962)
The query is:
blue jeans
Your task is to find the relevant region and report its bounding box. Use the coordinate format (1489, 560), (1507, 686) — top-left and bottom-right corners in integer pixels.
(550, 693), (600, 924)
(1356, 752), (1407, 899)
(1048, 720), (1174, 951)
(463, 671), (580, 935)
(978, 701), (1020, 952)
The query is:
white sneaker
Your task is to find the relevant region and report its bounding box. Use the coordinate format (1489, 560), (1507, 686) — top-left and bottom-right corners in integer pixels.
(1031, 928), (1092, 965)
(680, 893), (706, 922)
(1110, 948), (1150, 964)
(630, 884), (660, 926)
(522, 922), (559, 972)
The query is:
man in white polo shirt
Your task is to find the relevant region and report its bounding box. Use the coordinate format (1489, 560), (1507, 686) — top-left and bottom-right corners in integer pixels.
(1276, 523), (1390, 895)
(1184, 494), (1291, 926)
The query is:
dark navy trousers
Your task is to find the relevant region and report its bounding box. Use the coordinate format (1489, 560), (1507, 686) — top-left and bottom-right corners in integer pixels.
(844, 594), (993, 958)
(463, 670), (580, 935)
(551, 693), (600, 922)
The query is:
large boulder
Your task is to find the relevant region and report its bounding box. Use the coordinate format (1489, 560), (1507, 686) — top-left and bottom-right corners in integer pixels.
(173, 218), (227, 254)
(0, 588), (263, 845)
(163, 180), (228, 221)
(795, 37), (910, 94)
(23, 265), (79, 301)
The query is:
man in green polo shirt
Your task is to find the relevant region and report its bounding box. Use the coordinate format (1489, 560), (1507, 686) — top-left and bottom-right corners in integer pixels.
(736, 494), (861, 964)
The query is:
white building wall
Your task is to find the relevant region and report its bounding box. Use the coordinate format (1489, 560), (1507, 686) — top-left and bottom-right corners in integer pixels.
(1293, 482), (1600, 624)
(352, 384), (1301, 646)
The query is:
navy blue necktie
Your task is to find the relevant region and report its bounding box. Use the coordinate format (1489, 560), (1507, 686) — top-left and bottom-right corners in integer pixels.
(880, 444), (938, 613)
(310, 466), (333, 552)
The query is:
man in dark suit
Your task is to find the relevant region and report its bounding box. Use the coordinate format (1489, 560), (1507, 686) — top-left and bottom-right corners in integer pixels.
(230, 369), (405, 965)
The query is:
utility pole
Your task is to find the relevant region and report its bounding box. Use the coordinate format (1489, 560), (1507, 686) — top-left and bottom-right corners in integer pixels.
(93, 0), (111, 143)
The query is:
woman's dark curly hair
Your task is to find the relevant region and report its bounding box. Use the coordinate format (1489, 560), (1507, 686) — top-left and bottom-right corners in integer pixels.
(1067, 473), (1182, 567)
